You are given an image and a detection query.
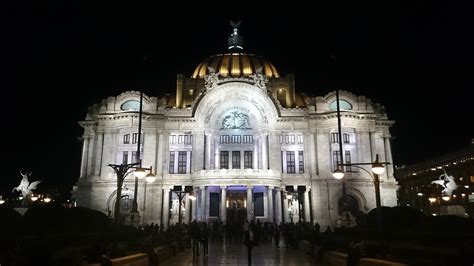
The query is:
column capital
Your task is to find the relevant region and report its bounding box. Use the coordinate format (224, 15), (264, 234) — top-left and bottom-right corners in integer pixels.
(220, 185), (227, 190)
(247, 185), (253, 190)
(268, 185), (274, 190)
(200, 185), (206, 190)
(274, 187), (282, 192)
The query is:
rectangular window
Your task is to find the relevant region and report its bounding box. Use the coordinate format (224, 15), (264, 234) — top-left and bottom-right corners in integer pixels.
(280, 135), (283, 144)
(209, 193), (220, 217)
(343, 133), (350, 144)
(178, 135), (184, 144)
(298, 151), (304, 173)
(232, 151), (241, 169)
(220, 135), (230, 144)
(286, 151), (296, 173)
(122, 151), (128, 164)
(285, 135), (290, 144)
(333, 150), (341, 171)
(220, 151), (229, 169)
(243, 135), (253, 143)
(178, 151), (187, 174)
(345, 150), (352, 172)
(331, 133), (339, 143)
(169, 135), (176, 144)
(244, 151), (253, 169)
(231, 135), (241, 144)
(169, 151), (175, 174)
(289, 135), (295, 144)
(184, 135), (193, 144)
(132, 151), (138, 163)
(254, 192), (264, 216)
(297, 135), (304, 144)
(123, 134), (130, 144)
(132, 133), (139, 144)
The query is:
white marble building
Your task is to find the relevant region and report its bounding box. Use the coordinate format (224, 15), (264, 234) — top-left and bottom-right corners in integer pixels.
(75, 25), (397, 228)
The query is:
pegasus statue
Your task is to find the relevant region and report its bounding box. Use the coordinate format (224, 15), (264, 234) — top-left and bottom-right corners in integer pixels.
(12, 171), (41, 198)
(431, 169), (458, 196)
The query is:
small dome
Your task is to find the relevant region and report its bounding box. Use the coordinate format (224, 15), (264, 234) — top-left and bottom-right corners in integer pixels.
(191, 53), (280, 79)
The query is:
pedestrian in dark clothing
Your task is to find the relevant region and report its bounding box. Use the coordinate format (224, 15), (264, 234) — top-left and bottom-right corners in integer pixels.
(273, 226), (280, 248)
(201, 223), (210, 257)
(347, 237), (364, 266)
(191, 220), (201, 257)
(244, 225), (257, 265)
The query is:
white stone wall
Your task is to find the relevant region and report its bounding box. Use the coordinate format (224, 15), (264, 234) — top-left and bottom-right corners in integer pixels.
(77, 87), (398, 226)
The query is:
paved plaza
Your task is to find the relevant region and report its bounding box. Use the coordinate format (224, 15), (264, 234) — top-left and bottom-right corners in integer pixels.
(163, 241), (316, 266)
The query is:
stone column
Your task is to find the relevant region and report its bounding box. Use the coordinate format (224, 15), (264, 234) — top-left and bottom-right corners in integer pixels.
(275, 188), (282, 224)
(192, 188), (197, 221)
(304, 190), (311, 222)
(80, 136), (89, 179)
(192, 131), (204, 172)
(220, 186), (227, 223)
(86, 133), (95, 177)
(253, 138), (258, 170)
(262, 133), (268, 170)
(205, 133), (211, 170)
(155, 132), (164, 175)
(247, 186), (253, 221)
(200, 186), (206, 221)
(162, 187), (170, 229)
(283, 193), (289, 223)
(184, 194), (190, 224)
(268, 132), (282, 172)
(94, 132), (103, 176)
(267, 186), (274, 223)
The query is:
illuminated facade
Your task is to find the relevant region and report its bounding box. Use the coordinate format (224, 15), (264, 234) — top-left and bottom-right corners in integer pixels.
(75, 24), (397, 228)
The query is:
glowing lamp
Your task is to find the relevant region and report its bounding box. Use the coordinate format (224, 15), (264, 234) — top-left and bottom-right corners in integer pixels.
(134, 168), (147, 179)
(332, 168), (344, 179)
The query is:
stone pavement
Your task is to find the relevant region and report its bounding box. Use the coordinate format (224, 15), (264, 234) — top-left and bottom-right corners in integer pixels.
(163, 241), (316, 266)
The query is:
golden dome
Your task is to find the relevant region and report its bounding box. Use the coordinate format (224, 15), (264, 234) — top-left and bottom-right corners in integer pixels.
(191, 53), (280, 79)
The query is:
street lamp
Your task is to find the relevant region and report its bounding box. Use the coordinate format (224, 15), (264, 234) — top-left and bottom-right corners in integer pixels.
(172, 186), (195, 224)
(108, 91), (155, 225)
(332, 154), (390, 234)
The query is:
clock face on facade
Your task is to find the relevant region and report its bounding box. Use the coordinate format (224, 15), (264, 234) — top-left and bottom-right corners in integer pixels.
(221, 111), (251, 129)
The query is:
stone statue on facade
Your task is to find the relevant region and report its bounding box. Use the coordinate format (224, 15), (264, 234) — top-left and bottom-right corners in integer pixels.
(12, 171), (41, 198)
(250, 67), (268, 90)
(204, 67), (221, 90)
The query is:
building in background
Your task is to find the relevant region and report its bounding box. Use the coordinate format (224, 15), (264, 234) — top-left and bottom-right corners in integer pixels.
(75, 23), (397, 228)
(396, 141), (474, 217)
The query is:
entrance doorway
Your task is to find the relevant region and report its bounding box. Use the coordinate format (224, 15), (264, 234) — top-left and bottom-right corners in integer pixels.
(226, 190), (247, 224)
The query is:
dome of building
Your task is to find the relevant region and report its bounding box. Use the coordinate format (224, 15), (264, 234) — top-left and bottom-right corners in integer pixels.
(191, 53), (280, 79)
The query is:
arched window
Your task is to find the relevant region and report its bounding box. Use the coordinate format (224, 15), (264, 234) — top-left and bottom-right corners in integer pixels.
(329, 100), (352, 111)
(121, 100), (140, 111)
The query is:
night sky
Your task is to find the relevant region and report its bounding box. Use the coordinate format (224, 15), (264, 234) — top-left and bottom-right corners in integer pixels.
(3, 2), (473, 196)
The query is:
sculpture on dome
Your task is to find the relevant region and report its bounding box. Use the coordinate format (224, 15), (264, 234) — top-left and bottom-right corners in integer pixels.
(204, 67), (220, 90)
(431, 169), (458, 196)
(12, 171), (41, 198)
(250, 66), (268, 89)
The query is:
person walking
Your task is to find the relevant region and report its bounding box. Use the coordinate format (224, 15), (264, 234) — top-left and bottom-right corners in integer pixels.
(244, 223), (257, 265)
(200, 223), (210, 257)
(191, 220), (201, 257)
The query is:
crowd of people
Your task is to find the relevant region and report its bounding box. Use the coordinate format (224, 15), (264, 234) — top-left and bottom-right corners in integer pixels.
(138, 219), (329, 263)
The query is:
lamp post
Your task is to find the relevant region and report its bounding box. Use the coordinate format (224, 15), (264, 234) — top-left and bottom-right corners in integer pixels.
(109, 91), (155, 224)
(332, 154), (389, 234)
(172, 186), (195, 224)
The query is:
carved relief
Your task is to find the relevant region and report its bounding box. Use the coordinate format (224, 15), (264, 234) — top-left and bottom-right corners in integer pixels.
(221, 111), (251, 129)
